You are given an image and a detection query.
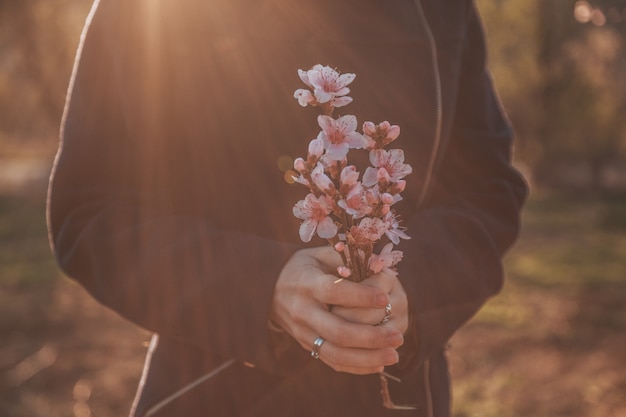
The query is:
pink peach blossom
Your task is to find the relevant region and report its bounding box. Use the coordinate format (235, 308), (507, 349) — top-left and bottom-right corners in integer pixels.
(317, 115), (365, 161)
(294, 89), (316, 107)
(363, 121), (401, 150)
(310, 163), (336, 196)
(338, 182), (373, 219)
(368, 243), (403, 276)
(363, 149), (412, 187)
(382, 211), (410, 244)
(349, 217), (386, 246)
(337, 265), (352, 278)
(293, 193), (338, 242)
(298, 65), (355, 107)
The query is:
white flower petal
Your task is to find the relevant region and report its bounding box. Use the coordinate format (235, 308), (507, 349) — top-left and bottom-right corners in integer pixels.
(362, 121), (377, 136)
(345, 132), (365, 149)
(331, 96), (353, 108)
(389, 149), (406, 163)
(308, 138), (324, 158)
(314, 88), (332, 104)
(334, 86), (350, 96)
(317, 115), (335, 134)
(308, 69), (324, 88)
(293, 201), (310, 220)
(388, 125), (401, 140)
(298, 69), (312, 87)
(369, 149), (386, 167)
(340, 165), (359, 186)
(299, 219), (317, 242)
(326, 143), (349, 161)
(362, 167), (378, 187)
(294, 89), (315, 107)
(317, 217), (338, 239)
(337, 114), (358, 132)
(312, 171), (334, 193)
(338, 72), (356, 86)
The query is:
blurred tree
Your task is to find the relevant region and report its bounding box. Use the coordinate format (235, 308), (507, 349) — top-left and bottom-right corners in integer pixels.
(537, 0), (626, 189)
(0, 0), (90, 154)
(475, 0), (543, 171)
(478, 0), (626, 190)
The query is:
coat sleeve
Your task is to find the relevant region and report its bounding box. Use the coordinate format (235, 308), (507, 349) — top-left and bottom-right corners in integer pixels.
(394, 2), (528, 373)
(47, 0), (301, 372)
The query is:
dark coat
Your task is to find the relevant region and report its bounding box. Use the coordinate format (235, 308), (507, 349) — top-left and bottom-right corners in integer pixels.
(47, 0), (528, 415)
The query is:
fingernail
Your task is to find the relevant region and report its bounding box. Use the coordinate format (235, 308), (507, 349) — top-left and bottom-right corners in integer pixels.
(387, 331), (404, 346)
(385, 351), (399, 366)
(375, 293), (388, 308)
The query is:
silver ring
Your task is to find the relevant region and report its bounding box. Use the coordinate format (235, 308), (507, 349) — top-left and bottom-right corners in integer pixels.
(311, 336), (325, 359)
(377, 303), (392, 326)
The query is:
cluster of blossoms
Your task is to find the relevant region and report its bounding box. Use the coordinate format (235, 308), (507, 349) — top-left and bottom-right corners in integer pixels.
(291, 65), (412, 282)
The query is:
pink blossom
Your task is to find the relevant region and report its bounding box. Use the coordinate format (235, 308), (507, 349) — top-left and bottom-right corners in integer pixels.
(291, 158), (311, 186)
(390, 180), (406, 195)
(365, 186), (381, 206)
(294, 89), (316, 107)
(293, 193), (338, 242)
(338, 182), (373, 219)
(363, 121), (401, 150)
(317, 115), (365, 161)
(293, 157), (306, 173)
(363, 149), (412, 187)
(349, 217), (386, 246)
(376, 167), (391, 186)
(363, 121), (398, 139)
(297, 65), (356, 107)
(368, 243), (403, 276)
(340, 165), (360, 189)
(337, 266), (352, 278)
(319, 155), (341, 179)
(310, 163), (336, 195)
(336, 166), (372, 218)
(382, 211), (410, 244)
(308, 138), (324, 159)
(381, 193), (394, 205)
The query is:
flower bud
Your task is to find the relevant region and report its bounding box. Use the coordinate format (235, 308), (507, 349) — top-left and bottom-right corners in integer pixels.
(294, 158), (306, 173)
(377, 167), (390, 185)
(337, 266), (352, 278)
(390, 180), (406, 194)
(381, 193), (394, 205)
(362, 121), (377, 136)
(334, 241), (345, 252)
(308, 138), (324, 159)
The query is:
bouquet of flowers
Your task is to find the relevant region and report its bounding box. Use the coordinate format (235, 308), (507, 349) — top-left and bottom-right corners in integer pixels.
(291, 64), (412, 283)
(290, 64), (414, 409)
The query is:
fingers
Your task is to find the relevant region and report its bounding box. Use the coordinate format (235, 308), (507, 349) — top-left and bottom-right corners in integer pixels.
(300, 319), (402, 375)
(271, 247), (407, 375)
(331, 304), (385, 326)
(286, 299), (404, 374)
(332, 272), (410, 336)
(385, 275), (409, 334)
(301, 307), (404, 350)
(302, 247), (392, 310)
(312, 276), (389, 309)
(316, 339), (399, 375)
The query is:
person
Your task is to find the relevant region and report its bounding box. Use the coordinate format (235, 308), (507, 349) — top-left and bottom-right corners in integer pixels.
(47, 0), (528, 415)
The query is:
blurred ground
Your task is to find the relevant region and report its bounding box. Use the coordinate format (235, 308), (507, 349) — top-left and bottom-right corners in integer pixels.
(1, 169), (625, 417)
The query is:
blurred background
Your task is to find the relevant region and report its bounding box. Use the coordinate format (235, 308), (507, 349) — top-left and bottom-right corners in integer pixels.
(0, 0), (624, 416)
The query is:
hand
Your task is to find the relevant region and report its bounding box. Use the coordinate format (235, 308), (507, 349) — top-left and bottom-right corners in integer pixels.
(270, 246), (404, 375)
(331, 272), (409, 336)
